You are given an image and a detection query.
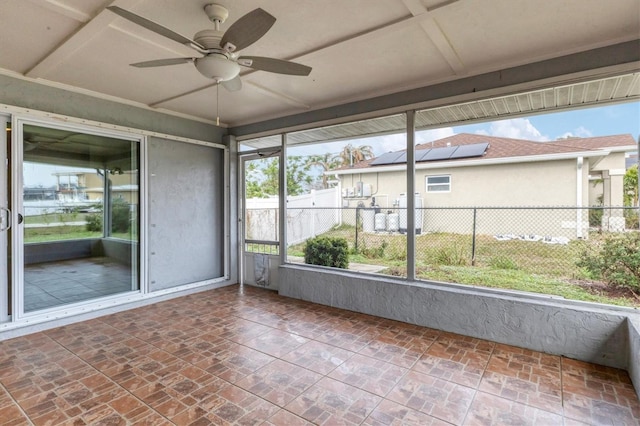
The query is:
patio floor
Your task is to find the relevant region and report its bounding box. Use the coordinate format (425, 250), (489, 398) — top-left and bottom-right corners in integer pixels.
(0, 285), (638, 425)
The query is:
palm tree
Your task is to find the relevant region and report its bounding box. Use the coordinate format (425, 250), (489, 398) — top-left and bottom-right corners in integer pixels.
(336, 144), (374, 167)
(306, 153), (342, 188)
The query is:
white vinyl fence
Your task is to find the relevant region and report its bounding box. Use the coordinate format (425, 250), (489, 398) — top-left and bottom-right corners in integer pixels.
(245, 188), (341, 246)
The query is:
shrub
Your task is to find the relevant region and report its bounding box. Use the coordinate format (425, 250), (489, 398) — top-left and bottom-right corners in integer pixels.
(86, 213), (102, 232)
(577, 232), (640, 292)
(111, 198), (131, 233)
(304, 236), (349, 269)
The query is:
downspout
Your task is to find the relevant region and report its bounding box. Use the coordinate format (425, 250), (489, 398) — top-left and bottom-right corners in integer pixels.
(576, 157), (583, 239)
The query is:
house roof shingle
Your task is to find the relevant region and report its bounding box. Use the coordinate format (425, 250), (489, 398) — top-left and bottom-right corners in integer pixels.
(338, 133), (636, 171)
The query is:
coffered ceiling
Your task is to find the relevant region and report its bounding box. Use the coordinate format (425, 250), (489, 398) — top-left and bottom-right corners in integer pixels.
(1, 0), (639, 128)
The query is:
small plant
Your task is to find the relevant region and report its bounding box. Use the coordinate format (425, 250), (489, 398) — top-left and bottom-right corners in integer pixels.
(433, 244), (468, 266)
(577, 232), (640, 294)
(358, 240), (388, 259)
(111, 198), (131, 233)
(304, 236), (349, 269)
(489, 256), (519, 270)
(86, 213), (102, 232)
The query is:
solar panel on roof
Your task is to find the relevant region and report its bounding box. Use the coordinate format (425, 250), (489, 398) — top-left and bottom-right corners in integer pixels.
(370, 151), (405, 166)
(415, 148), (431, 161)
(393, 152), (407, 164)
(421, 146), (458, 161)
(449, 142), (489, 160)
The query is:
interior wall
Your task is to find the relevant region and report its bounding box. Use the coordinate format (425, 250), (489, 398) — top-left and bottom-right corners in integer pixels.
(148, 137), (225, 291)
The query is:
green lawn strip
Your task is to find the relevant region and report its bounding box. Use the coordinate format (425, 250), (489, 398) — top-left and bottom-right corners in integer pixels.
(410, 265), (636, 307)
(25, 226), (134, 243)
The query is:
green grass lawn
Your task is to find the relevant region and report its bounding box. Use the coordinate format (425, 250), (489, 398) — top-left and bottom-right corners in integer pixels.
(24, 225), (135, 243)
(288, 225), (639, 308)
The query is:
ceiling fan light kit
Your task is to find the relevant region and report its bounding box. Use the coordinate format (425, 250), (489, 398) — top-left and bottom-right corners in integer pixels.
(106, 4), (312, 84)
(195, 54), (240, 81)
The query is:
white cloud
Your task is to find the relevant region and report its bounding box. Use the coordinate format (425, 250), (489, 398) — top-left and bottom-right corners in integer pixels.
(416, 127), (456, 145)
(557, 126), (593, 140)
(478, 118), (549, 141)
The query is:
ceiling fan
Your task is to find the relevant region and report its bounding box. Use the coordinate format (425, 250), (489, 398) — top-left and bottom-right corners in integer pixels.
(107, 4), (312, 92)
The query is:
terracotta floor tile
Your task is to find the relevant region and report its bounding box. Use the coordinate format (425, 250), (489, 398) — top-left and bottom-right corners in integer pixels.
(262, 408), (315, 425)
(386, 369), (475, 424)
(412, 332), (494, 388)
(219, 318), (273, 344)
(328, 353), (408, 397)
(286, 377), (382, 425)
(480, 344), (563, 414)
(358, 338), (425, 369)
(201, 382), (280, 425)
(1, 284), (638, 425)
(363, 398), (452, 426)
(464, 391), (563, 425)
(281, 340), (353, 375)
(236, 359), (322, 406)
(193, 340), (275, 383)
(242, 329), (308, 358)
(563, 390), (640, 425)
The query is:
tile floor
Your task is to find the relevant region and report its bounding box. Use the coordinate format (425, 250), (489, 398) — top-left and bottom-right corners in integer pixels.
(0, 285), (638, 425)
(24, 257), (134, 312)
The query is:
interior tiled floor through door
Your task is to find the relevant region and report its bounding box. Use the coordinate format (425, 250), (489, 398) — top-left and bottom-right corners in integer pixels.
(24, 257), (132, 312)
(0, 285), (638, 425)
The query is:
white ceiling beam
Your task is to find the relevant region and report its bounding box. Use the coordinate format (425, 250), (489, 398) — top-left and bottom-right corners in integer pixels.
(24, 0), (91, 22)
(401, 0), (466, 75)
(25, 0), (144, 79)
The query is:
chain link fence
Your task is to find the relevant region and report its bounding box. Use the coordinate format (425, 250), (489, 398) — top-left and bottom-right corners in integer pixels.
(283, 206), (640, 282)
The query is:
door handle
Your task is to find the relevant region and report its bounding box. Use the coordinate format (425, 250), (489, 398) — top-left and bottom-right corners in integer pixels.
(17, 213), (23, 225)
(0, 207), (10, 232)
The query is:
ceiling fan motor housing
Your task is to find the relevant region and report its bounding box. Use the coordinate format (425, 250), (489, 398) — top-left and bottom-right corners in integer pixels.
(195, 54), (240, 81)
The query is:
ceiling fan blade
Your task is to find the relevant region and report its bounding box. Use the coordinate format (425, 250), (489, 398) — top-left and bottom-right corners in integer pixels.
(221, 75), (242, 92)
(238, 56), (312, 76)
(131, 58), (194, 68)
(220, 8), (276, 52)
(107, 6), (205, 51)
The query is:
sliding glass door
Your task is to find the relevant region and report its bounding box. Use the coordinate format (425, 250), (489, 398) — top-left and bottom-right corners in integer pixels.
(14, 119), (141, 315)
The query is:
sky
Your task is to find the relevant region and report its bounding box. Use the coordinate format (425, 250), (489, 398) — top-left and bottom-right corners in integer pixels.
(288, 101), (640, 158)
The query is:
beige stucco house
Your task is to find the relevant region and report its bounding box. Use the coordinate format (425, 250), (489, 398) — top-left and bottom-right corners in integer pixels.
(333, 133), (636, 238)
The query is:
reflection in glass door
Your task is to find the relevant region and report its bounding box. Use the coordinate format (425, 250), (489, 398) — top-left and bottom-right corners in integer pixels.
(18, 122), (140, 313)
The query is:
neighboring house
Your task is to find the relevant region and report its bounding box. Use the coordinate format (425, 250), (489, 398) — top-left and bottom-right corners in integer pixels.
(332, 133), (636, 237)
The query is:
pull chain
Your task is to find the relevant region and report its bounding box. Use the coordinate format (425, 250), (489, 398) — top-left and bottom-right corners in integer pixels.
(216, 82), (220, 126)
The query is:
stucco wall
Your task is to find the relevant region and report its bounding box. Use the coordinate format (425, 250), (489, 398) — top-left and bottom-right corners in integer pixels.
(279, 265), (635, 370)
(339, 160), (590, 238)
(629, 317), (640, 400)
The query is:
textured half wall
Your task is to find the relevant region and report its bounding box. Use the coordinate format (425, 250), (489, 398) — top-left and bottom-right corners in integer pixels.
(279, 265), (634, 370)
(629, 317), (640, 400)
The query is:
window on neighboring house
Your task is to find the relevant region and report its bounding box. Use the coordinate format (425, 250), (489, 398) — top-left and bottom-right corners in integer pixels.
(426, 175), (450, 192)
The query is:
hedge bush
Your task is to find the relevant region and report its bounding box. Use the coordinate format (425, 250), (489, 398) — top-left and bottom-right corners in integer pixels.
(304, 236), (349, 269)
(578, 232), (640, 292)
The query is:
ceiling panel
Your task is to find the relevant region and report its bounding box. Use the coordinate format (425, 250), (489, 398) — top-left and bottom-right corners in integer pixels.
(0, 0), (638, 129)
(436, 0), (640, 72)
(0, 1), (83, 73)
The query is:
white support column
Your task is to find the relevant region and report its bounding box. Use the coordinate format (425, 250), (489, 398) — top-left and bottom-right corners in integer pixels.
(576, 157), (583, 239)
(279, 135), (287, 266)
(406, 111), (416, 281)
